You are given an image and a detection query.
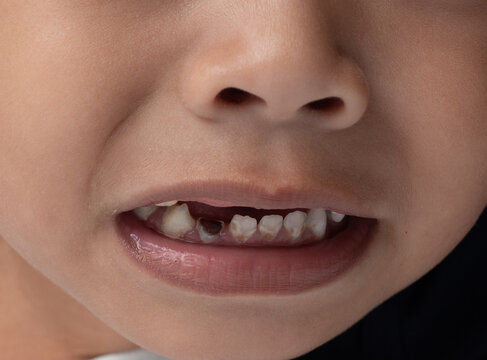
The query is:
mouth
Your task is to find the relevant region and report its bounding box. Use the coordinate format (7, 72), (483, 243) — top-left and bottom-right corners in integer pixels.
(114, 187), (378, 296)
(131, 200), (349, 246)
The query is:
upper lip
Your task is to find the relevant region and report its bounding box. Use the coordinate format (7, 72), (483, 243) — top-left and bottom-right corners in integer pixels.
(116, 179), (377, 219)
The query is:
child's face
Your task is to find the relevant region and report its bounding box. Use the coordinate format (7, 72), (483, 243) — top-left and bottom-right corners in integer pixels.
(1, 1), (486, 359)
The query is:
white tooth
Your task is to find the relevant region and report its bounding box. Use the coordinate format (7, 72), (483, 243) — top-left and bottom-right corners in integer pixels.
(134, 206), (157, 221)
(197, 218), (223, 244)
(258, 215), (283, 242)
(155, 200), (178, 207)
(229, 214), (257, 243)
(329, 211), (345, 222)
(305, 208), (327, 239)
(160, 203), (196, 239)
(283, 211), (307, 241)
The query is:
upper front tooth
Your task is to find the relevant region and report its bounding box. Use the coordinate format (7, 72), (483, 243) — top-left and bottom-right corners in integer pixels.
(329, 211), (345, 222)
(258, 215), (283, 241)
(283, 211), (307, 241)
(160, 203), (195, 239)
(134, 206), (157, 221)
(155, 200), (178, 207)
(230, 215), (257, 243)
(305, 208), (327, 239)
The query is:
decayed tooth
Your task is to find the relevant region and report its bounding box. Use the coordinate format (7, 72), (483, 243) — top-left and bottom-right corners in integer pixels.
(160, 203), (195, 239)
(258, 215), (283, 241)
(283, 211), (307, 241)
(155, 200), (178, 207)
(229, 214), (257, 243)
(305, 209), (327, 239)
(329, 210), (346, 222)
(197, 218), (223, 244)
(133, 206), (157, 221)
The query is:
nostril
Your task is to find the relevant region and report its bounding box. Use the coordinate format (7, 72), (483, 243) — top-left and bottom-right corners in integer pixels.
(216, 87), (262, 105)
(306, 96), (344, 113)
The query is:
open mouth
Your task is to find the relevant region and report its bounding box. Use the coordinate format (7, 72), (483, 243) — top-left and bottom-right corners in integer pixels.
(115, 199), (377, 296)
(131, 200), (349, 247)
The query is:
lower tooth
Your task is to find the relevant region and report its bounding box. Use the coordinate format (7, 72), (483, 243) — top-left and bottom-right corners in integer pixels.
(305, 209), (327, 239)
(229, 215), (257, 243)
(134, 206), (157, 221)
(283, 211), (307, 241)
(258, 215), (283, 241)
(160, 203), (196, 239)
(197, 218), (223, 244)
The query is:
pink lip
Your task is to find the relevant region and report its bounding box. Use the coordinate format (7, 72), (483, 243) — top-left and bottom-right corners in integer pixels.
(115, 212), (377, 295)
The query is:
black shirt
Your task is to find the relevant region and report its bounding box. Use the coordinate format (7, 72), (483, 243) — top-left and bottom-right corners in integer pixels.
(295, 207), (487, 360)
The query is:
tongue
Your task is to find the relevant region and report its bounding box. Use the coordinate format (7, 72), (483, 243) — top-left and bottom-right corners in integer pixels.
(182, 201), (309, 223)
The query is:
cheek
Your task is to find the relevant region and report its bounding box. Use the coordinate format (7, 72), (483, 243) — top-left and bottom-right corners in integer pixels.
(395, 30), (487, 220)
(0, 4), (190, 261)
(0, 18), (137, 269)
(0, 4), (188, 327)
(371, 17), (487, 283)
(334, 3), (487, 291)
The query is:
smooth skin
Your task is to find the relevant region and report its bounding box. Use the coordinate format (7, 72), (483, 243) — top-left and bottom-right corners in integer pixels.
(0, 1), (486, 359)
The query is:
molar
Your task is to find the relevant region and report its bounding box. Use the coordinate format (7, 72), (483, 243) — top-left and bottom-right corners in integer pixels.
(229, 214), (257, 243)
(258, 215), (283, 242)
(305, 208), (327, 239)
(160, 203), (196, 239)
(283, 211), (307, 241)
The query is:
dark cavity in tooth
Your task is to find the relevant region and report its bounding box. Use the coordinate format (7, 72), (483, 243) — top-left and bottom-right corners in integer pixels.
(199, 218), (223, 235)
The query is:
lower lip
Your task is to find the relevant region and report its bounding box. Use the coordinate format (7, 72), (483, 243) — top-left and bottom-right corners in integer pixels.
(115, 212), (377, 296)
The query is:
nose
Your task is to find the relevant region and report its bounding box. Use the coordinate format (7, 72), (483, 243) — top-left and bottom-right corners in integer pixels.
(179, 2), (369, 131)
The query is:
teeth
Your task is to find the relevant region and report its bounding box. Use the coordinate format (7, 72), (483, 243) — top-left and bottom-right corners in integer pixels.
(155, 200), (178, 207)
(160, 203), (196, 239)
(197, 218), (223, 244)
(133, 206), (157, 221)
(229, 214), (257, 243)
(305, 209), (327, 239)
(329, 211), (346, 222)
(283, 211), (307, 241)
(258, 215), (283, 242)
